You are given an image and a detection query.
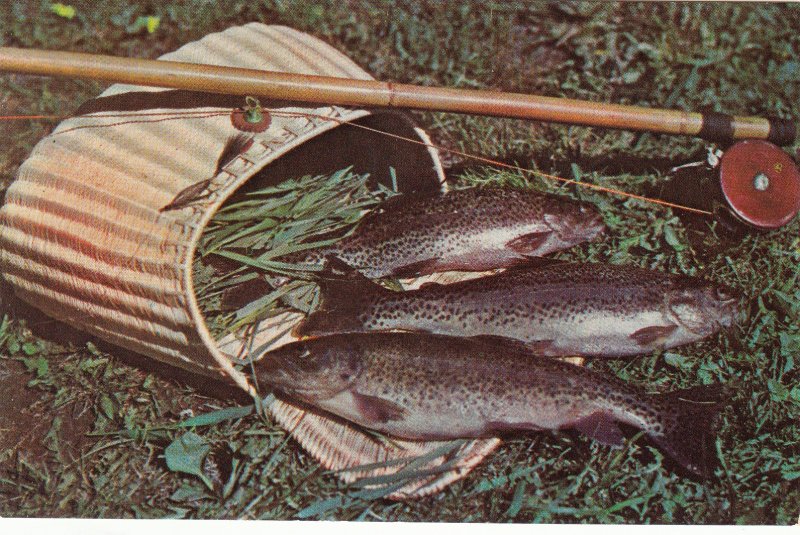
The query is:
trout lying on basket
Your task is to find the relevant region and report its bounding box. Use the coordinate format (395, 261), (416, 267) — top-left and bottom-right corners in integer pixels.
(283, 187), (606, 278)
(296, 258), (740, 357)
(253, 332), (721, 476)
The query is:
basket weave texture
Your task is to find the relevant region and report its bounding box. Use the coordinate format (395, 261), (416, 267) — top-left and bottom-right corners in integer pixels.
(0, 23), (504, 499)
(1, 24), (406, 385)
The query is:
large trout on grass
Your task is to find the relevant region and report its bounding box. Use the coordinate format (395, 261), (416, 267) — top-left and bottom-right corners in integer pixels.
(297, 259), (739, 357)
(254, 332), (721, 476)
(286, 187), (605, 278)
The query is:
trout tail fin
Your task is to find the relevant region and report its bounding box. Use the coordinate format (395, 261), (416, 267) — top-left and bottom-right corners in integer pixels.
(649, 385), (724, 478)
(294, 256), (386, 338)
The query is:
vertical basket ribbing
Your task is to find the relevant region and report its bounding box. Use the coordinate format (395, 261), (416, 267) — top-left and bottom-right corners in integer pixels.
(0, 24), (502, 499)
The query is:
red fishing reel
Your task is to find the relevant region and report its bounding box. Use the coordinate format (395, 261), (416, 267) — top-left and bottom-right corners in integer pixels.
(663, 139), (800, 231)
(717, 140), (800, 229)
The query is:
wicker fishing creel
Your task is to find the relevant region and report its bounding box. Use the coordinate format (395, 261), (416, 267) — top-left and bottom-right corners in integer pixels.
(0, 23), (502, 499)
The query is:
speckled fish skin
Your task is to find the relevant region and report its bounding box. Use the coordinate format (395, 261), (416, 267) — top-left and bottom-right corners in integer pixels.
(291, 187), (605, 279)
(297, 261), (739, 357)
(254, 332), (720, 476)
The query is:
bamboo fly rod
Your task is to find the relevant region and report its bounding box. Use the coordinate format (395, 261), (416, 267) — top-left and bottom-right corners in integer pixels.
(0, 46), (795, 145)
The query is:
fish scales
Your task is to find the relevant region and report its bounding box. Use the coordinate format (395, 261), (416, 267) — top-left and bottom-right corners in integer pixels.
(290, 187), (605, 278)
(254, 332), (721, 476)
(298, 261), (739, 357)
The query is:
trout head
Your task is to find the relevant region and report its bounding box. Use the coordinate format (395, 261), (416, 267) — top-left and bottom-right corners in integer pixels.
(543, 200), (606, 249)
(254, 339), (363, 402)
(665, 277), (740, 336)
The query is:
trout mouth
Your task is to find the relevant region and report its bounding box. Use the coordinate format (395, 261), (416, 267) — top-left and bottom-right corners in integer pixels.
(715, 296), (740, 329)
(268, 372), (350, 402)
(547, 204), (606, 243)
(666, 285), (741, 335)
(585, 211), (607, 239)
(706, 284), (741, 330)
(568, 208), (605, 239)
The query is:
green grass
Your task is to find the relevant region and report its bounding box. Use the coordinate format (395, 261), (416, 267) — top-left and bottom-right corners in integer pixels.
(0, 0), (799, 523)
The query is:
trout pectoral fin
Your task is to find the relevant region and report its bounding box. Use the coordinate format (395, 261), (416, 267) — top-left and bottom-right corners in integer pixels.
(629, 324), (678, 346)
(352, 391), (407, 424)
(469, 335), (558, 357)
(570, 412), (625, 448)
(505, 231), (553, 254)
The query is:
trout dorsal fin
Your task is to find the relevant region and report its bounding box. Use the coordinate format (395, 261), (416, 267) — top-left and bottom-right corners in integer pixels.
(468, 334), (559, 357)
(321, 255), (373, 281)
(317, 255), (389, 293)
(468, 335), (536, 355)
(391, 258), (444, 278)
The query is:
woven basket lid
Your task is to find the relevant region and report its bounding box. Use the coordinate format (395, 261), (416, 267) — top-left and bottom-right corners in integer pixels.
(0, 23), (501, 498)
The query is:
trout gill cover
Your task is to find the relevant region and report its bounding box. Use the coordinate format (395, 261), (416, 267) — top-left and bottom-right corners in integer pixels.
(253, 332), (722, 476)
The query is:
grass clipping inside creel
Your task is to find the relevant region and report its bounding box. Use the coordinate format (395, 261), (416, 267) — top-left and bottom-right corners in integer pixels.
(193, 166), (396, 361)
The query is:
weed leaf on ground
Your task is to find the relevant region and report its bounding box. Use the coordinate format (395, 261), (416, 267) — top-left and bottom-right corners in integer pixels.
(164, 431), (214, 491)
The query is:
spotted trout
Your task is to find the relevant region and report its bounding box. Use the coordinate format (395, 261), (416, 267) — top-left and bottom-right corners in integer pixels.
(297, 259), (739, 357)
(254, 332), (721, 476)
(286, 187), (605, 279)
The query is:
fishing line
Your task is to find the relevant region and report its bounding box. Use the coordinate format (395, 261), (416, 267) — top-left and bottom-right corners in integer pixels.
(0, 110), (236, 136)
(52, 110), (234, 135)
(0, 114), (64, 120)
(2, 108), (713, 216)
(1, 109), (230, 122)
(266, 109), (715, 216)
